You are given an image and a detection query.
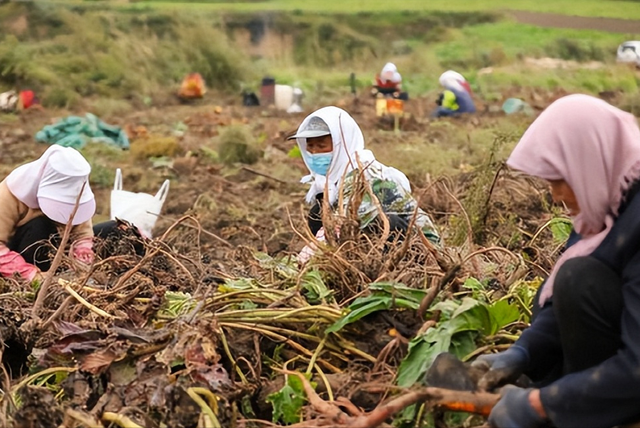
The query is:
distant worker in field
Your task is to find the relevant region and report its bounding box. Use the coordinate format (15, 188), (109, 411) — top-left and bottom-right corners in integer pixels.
(431, 70), (476, 118)
(473, 95), (640, 428)
(372, 62), (408, 101)
(0, 145), (96, 283)
(288, 106), (440, 264)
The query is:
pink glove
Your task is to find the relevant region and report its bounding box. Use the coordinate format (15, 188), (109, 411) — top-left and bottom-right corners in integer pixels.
(0, 244), (40, 281)
(72, 237), (95, 265)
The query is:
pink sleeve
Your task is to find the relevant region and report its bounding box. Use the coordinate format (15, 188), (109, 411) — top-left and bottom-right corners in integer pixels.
(0, 244), (39, 281)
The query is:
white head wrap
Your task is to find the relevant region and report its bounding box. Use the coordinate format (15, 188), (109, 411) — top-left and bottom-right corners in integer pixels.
(294, 106), (411, 204)
(439, 70), (467, 92)
(380, 63), (402, 84)
(5, 145), (95, 225)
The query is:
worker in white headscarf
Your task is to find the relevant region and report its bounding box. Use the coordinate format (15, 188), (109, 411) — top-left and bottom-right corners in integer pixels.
(288, 106), (439, 263)
(373, 62), (408, 100)
(432, 70), (476, 118)
(0, 145), (96, 282)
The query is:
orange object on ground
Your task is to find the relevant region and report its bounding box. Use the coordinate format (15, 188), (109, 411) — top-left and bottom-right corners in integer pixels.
(178, 73), (206, 99)
(387, 99), (404, 115)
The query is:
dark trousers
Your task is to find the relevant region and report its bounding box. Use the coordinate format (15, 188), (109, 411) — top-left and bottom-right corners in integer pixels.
(526, 256), (623, 388)
(7, 217), (118, 271)
(7, 216), (59, 271)
(552, 256), (623, 374)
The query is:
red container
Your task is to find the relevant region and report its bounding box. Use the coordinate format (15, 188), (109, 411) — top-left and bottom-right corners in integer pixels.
(261, 77), (275, 105)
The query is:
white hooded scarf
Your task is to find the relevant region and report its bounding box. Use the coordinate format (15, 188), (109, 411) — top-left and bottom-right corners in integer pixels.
(439, 70), (467, 93)
(380, 62), (402, 84)
(295, 106), (411, 204)
(5, 145), (95, 225)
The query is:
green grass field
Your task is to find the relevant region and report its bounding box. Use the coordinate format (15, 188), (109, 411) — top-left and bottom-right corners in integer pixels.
(126, 0), (640, 20)
(2, 1), (638, 112)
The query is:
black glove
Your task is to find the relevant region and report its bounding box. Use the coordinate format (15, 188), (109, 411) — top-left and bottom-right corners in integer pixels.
(435, 93), (444, 106)
(471, 345), (529, 391)
(488, 386), (546, 428)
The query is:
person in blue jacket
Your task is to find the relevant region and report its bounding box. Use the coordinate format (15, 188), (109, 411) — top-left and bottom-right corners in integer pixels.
(432, 70), (476, 118)
(473, 94), (640, 428)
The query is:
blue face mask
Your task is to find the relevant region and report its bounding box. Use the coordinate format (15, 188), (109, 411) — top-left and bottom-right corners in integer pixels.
(307, 152), (333, 176)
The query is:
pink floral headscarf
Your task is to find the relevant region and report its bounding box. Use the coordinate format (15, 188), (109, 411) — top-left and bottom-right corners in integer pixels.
(507, 94), (640, 305)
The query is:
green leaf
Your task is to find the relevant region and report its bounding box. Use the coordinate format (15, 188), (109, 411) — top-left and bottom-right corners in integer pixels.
(395, 297), (494, 388)
(325, 287), (421, 334)
(266, 374), (315, 424)
(218, 277), (257, 293)
(254, 252), (299, 280)
(368, 282), (429, 305)
(549, 217), (572, 244)
(462, 277), (484, 293)
(487, 300), (520, 334)
(301, 270), (333, 304)
(239, 300), (258, 310)
(325, 296), (391, 334)
(450, 331), (478, 358)
(396, 329), (451, 387)
(287, 145), (302, 159)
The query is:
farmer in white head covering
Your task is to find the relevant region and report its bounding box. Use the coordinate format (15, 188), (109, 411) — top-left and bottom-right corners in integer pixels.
(373, 62), (408, 100)
(472, 95), (640, 428)
(289, 106), (439, 263)
(432, 70), (476, 118)
(0, 145), (96, 282)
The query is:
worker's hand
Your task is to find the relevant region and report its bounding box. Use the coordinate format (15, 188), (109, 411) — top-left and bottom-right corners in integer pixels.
(488, 386), (546, 428)
(297, 228), (327, 265)
(471, 345), (529, 391)
(72, 237), (95, 265)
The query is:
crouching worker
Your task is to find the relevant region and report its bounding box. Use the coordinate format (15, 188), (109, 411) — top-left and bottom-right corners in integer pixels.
(372, 62), (408, 101)
(288, 106), (440, 264)
(432, 70), (475, 118)
(0, 145), (96, 283)
(474, 95), (640, 428)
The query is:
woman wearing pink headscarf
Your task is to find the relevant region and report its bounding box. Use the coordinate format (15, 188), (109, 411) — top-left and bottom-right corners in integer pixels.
(473, 94), (640, 428)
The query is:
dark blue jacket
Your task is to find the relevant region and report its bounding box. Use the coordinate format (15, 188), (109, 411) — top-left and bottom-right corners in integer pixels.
(451, 88), (476, 114)
(517, 187), (640, 428)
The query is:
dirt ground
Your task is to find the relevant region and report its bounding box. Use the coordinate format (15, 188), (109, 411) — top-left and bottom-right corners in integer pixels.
(508, 10), (640, 33)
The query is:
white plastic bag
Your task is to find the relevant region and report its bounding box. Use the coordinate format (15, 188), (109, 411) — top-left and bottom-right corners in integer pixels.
(0, 91), (18, 111)
(110, 168), (170, 238)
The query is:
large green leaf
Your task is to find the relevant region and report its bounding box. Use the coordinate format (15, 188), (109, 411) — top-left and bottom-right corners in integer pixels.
(487, 300), (520, 334)
(395, 297), (494, 387)
(325, 296), (391, 334)
(325, 282), (426, 334)
(395, 325), (452, 387)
